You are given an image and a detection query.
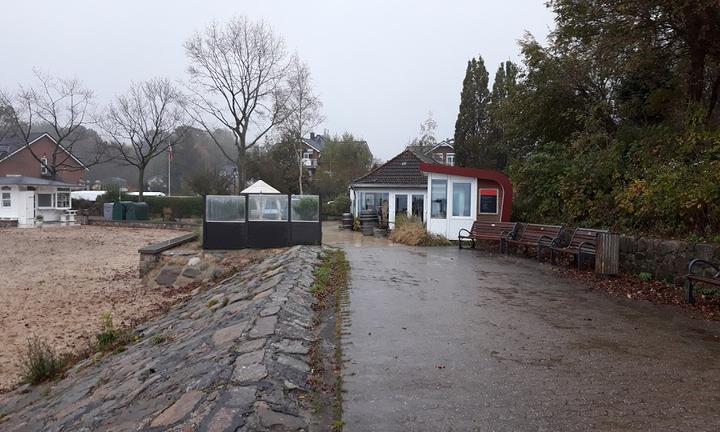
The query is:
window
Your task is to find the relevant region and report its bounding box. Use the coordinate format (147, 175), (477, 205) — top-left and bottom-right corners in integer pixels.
(479, 189), (499, 214)
(411, 194), (424, 221)
(452, 182), (471, 217)
(395, 194), (408, 218)
(37, 193), (53, 208)
(431, 180), (447, 219)
(56, 188), (71, 208)
(302, 150), (313, 159)
(1, 187), (10, 207)
(446, 153), (455, 166)
(40, 156), (49, 176)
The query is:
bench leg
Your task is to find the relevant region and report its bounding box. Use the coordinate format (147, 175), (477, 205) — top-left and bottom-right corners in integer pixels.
(458, 237), (463, 249)
(577, 252), (582, 271)
(685, 280), (695, 304)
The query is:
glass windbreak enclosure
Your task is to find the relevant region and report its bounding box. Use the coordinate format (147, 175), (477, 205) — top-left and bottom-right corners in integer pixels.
(248, 194), (288, 221)
(206, 195), (246, 222)
(291, 195), (320, 222)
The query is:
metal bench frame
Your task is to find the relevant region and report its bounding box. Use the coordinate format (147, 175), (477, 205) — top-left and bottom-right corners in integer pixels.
(458, 222), (517, 253)
(503, 224), (563, 260)
(548, 228), (607, 270)
(685, 259), (720, 304)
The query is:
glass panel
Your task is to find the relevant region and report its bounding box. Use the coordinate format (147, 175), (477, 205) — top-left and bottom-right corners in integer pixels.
(248, 194), (288, 221)
(452, 182), (471, 217)
(395, 194), (408, 218)
(479, 189), (498, 214)
(431, 180), (447, 219)
(206, 195), (246, 222)
(37, 193), (52, 207)
(2, 192), (10, 207)
(56, 192), (70, 208)
(412, 194), (424, 221)
(291, 195), (319, 222)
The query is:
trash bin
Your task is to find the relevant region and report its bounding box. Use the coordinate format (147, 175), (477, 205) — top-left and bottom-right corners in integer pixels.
(103, 203), (114, 220)
(112, 202), (130, 221)
(126, 202), (149, 221)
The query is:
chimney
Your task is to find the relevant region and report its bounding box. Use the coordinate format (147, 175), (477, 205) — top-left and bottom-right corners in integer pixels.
(310, 132), (315, 140)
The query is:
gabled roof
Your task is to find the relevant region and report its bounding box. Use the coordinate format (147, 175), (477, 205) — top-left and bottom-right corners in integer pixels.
(302, 134), (326, 152)
(241, 180), (281, 194)
(0, 133), (88, 169)
(352, 150), (436, 187)
(425, 139), (454, 153)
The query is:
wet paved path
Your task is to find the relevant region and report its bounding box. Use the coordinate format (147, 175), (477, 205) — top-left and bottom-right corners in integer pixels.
(324, 226), (720, 431)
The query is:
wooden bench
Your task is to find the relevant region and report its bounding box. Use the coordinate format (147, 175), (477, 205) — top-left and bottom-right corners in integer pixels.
(504, 223), (563, 260)
(685, 259), (720, 304)
(458, 221), (518, 252)
(549, 227), (607, 269)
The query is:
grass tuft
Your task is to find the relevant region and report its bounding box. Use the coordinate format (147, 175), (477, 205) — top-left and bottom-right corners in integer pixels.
(389, 215), (452, 246)
(19, 336), (66, 385)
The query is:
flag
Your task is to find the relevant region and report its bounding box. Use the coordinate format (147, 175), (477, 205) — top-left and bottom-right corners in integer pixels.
(168, 143), (174, 161)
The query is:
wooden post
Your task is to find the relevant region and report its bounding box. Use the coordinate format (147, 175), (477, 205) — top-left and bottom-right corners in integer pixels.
(595, 232), (620, 277)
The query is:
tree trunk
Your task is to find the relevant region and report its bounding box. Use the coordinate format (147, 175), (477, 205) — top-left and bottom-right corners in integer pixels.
(236, 150), (247, 194)
(137, 166), (145, 202)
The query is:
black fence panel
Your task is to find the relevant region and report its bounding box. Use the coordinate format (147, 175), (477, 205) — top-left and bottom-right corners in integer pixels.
(291, 222), (322, 245)
(203, 221), (247, 250)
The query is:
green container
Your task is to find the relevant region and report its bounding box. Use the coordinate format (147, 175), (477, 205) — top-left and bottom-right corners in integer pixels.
(112, 202), (126, 220)
(126, 202), (149, 221)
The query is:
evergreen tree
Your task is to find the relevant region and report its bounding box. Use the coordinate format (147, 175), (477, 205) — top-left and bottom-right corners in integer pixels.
(486, 61), (518, 170)
(453, 57), (490, 168)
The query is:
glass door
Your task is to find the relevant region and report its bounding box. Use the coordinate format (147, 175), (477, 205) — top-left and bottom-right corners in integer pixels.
(412, 194), (424, 221)
(395, 194), (408, 219)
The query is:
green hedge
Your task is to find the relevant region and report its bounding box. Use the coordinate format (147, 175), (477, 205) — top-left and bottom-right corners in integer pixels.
(143, 196), (204, 219)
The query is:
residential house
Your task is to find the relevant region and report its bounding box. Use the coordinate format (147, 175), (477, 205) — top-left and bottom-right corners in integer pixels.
(407, 138), (455, 166)
(350, 147), (511, 238)
(0, 133), (86, 225)
(300, 132), (326, 175)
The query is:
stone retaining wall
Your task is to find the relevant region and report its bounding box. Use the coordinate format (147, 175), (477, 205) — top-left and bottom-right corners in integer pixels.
(85, 216), (198, 231)
(0, 246), (322, 432)
(619, 236), (720, 284)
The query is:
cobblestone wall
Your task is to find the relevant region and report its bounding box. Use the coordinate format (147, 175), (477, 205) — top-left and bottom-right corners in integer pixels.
(0, 246), (322, 431)
(619, 236), (720, 284)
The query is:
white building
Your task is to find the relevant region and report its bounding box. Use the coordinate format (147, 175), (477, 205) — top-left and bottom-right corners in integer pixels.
(0, 176), (82, 226)
(350, 150), (512, 238)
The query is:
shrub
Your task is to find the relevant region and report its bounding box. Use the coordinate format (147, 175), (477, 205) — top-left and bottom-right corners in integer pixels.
(293, 196), (320, 221)
(389, 215), (452, 246)
(322, 194), (351, 218)
(19, 337), (65, 385)
(143, 196), (204, 219)
(638, 272), (653, 282)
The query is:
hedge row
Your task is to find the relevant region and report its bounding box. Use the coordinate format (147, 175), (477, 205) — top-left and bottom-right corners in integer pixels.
(73, 195), (204, 219)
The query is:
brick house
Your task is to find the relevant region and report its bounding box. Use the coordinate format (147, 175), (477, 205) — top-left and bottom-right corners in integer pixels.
(0, 133), (86, 225)
(407, 139), (455, 166)
(300, 132), (326, 176)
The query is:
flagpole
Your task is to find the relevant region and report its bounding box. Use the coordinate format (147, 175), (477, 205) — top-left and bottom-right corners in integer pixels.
(167, 146), (172, 196)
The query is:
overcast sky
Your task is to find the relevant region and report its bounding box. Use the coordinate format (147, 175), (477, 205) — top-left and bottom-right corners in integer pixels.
(0, 0), (555, 160)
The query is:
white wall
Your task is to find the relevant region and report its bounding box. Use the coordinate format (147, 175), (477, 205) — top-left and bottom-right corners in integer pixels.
(0, 185), (19, 220)
(425, 173), (477, 239)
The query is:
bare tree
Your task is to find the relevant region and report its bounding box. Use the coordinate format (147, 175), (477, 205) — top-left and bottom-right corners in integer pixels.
(284, 58), (323, 194)
(100, 78), (188, 201)
(184, 16), (295, 189)
(0, 70), (105, 180)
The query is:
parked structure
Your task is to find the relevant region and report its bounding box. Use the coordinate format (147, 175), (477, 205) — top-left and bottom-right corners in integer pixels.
(349, 149), (511, 237)
(0, 133), (86, 225)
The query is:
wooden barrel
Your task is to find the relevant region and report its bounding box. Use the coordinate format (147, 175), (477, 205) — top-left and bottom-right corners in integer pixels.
(595, 232), (620, 276)
(341, 213), (353, 229)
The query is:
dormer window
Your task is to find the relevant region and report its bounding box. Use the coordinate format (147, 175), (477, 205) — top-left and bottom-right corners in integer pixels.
(40, 156), (49, 176)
